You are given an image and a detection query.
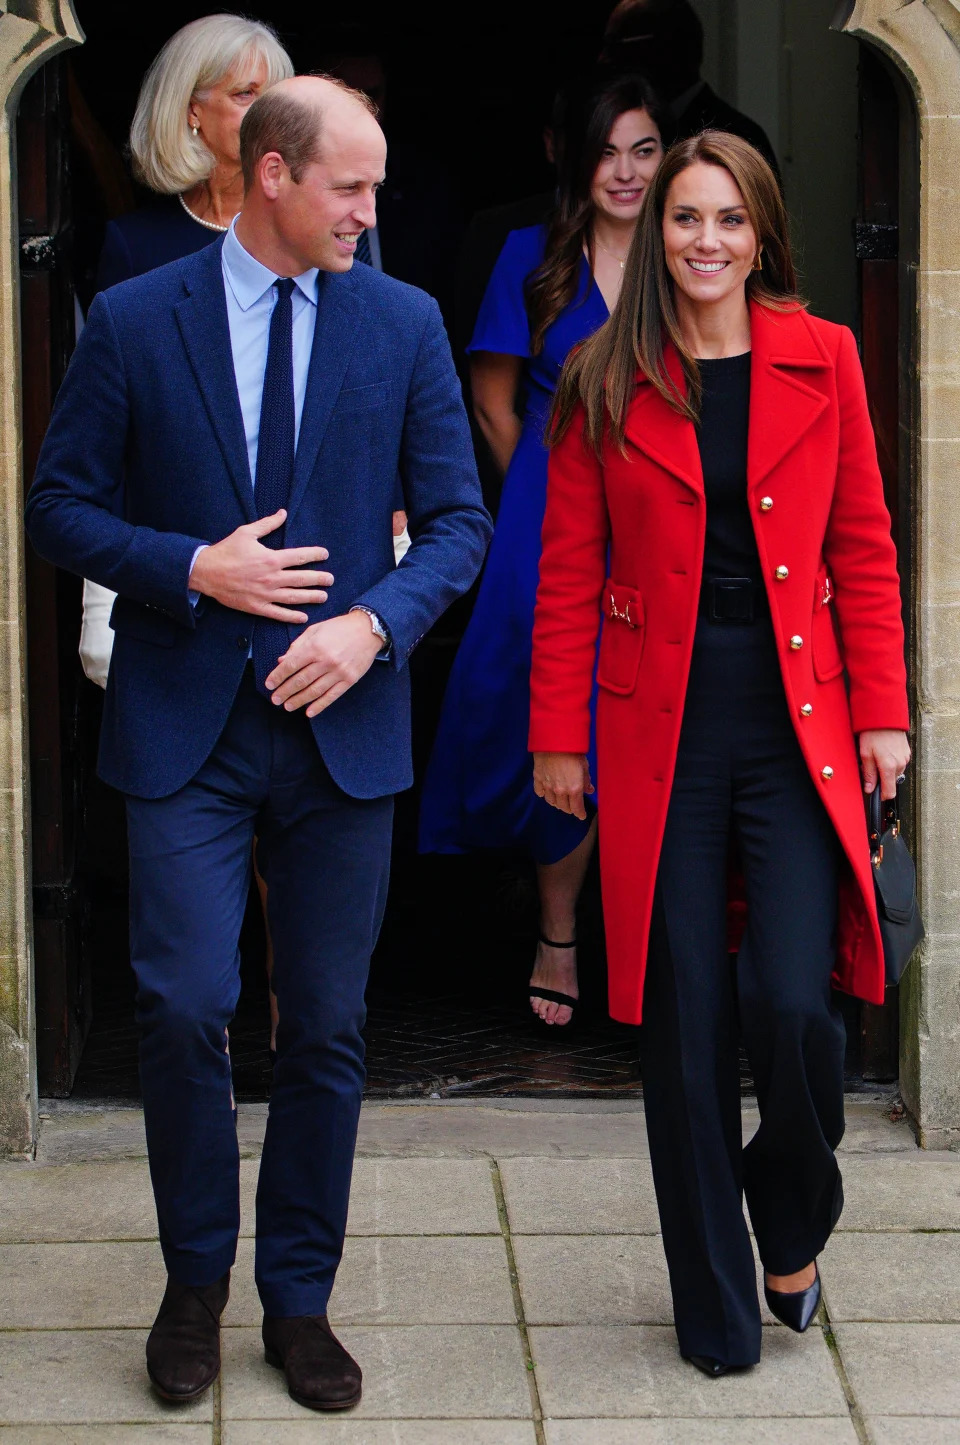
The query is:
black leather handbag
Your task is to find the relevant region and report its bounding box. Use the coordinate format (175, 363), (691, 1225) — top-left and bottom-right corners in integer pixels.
(867, 787), (924, 985)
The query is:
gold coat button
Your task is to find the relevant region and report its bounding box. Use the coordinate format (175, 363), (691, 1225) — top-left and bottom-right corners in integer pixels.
(775, 565), (789, 580)
(821, 766), (834, 781)
(760, 496), (774, 511)
(800, 703), (813, 717)
(790, 635), (804, 650)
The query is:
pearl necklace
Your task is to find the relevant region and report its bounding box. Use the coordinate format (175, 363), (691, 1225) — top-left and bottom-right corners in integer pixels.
(178, 192), (230, 233)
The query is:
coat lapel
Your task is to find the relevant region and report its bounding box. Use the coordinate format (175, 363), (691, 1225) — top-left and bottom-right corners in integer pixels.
(747, 301), (831, 489)
(285, 270), (363, 527)
(174, 241), (255, 523)
(623, 345), (703, 495)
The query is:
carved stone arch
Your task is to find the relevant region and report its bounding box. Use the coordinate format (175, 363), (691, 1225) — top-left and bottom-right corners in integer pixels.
(838, 0), (960, 1146)
(0, 2), (82, 1154)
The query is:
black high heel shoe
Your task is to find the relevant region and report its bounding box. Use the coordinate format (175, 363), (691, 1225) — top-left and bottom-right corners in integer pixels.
(528, 934), (579, 1025)
(764, 1264), (821, 1333)
(683, 1354), (731, 1378)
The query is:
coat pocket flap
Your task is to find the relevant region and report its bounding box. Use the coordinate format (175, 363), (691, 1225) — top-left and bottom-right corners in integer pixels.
(603, 580), (644, 631)
(109, 594), (179, 648)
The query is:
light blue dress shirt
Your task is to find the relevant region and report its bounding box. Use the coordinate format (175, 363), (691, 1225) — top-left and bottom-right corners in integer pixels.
(221, 217), (319, 481)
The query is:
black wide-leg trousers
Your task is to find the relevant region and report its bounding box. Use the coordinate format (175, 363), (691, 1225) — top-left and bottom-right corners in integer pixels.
(640, 618), (847, 1366)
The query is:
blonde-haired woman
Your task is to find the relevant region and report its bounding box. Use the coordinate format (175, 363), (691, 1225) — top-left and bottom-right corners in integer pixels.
(96, 13), (292, 289)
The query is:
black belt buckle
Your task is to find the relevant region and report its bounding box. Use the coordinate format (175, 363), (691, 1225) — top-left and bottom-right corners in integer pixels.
(708, 576), (756, 623)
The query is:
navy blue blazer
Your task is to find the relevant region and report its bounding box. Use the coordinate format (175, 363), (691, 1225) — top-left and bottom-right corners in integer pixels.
(27, 240), (492, 800)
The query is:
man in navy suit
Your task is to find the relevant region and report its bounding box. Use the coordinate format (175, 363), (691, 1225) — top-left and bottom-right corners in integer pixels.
(27, 76), (491, 1411)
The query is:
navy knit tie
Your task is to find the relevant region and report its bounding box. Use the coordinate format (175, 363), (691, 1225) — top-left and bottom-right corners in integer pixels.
(253, 278), (296, 697)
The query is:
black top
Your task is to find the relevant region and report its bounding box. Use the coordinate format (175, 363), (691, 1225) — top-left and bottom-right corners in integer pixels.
(696, 351), (760, 582)
(95, 196), (218, 295)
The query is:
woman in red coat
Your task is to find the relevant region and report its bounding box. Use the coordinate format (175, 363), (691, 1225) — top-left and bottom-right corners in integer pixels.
(529, 131), (910, 1376)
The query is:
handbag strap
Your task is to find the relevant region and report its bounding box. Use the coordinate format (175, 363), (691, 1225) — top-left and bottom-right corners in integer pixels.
(868, 784), (900, 862)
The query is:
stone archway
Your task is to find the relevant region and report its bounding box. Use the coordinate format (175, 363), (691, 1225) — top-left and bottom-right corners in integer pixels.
(0, 2), (82, 1155)
(837, 0), (960, 1148)
(0, 0), (957, 1154)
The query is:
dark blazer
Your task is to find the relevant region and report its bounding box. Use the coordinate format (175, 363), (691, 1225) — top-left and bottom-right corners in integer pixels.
(676, 83), (780, 183)
(27, 240), (492, 801)
(95, 196), (217, 292)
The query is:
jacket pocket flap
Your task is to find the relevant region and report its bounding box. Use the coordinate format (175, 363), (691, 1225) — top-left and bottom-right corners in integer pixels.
(603, 580), (644, 631)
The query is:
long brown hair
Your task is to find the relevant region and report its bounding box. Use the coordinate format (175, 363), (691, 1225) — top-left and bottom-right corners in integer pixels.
(550, 130), (804, 452)
(526, 70), (670, 356)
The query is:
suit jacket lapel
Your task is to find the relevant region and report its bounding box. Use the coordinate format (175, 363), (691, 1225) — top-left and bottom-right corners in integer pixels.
(748, 301), (831, 490)
(174, 241), (255, 523)
(624, 345), (703, 495)
(285, 271), (363, 527)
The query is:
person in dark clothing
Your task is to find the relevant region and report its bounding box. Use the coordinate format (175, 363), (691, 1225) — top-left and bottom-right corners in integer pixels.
(601, 0), (781, 181)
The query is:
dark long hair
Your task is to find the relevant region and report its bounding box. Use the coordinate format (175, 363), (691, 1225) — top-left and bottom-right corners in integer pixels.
(525, 69), (670, 356)
(551, 130), (804, 452)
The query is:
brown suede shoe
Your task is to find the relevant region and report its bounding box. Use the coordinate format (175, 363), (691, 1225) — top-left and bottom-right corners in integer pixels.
(262, 1314), (362, 1411)
(146, 1272), (230, 1402)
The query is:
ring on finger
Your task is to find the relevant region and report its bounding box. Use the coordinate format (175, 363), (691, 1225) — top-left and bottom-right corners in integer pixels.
(896, 772), (906, 785)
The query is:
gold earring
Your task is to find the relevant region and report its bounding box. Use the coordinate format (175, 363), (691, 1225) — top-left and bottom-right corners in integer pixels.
(753, 247), (764, 272)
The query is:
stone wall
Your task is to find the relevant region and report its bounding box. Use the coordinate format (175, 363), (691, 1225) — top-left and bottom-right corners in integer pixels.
(0, 3), (81, 1155)
(842, 0), (960, 1147)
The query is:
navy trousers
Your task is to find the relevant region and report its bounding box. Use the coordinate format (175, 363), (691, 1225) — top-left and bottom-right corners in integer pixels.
(126, 669), (393, 1317)
(640, 619), (847, 1366)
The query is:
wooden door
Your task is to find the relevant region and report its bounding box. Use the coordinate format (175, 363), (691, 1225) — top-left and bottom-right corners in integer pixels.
(855, 44), (918, 1080)
(19, 58), (91, 1095)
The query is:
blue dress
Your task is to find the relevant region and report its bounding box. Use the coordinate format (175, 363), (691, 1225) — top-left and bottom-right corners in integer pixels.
(419, 225), (607, 865)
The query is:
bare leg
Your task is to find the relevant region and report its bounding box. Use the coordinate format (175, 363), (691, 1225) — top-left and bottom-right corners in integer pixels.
(254, 848), (279, 1054)
(530, 816), (598, 1025)
(766, 1263), (817, 1291)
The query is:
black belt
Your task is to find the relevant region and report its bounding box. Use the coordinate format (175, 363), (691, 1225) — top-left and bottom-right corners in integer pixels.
(698, 576), (769, 623)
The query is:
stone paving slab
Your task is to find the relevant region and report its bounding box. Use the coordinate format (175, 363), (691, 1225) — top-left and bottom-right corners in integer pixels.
(223, 1423), (537, 1443)
(500, 1158), (660, 1235)
(543, 1421), (860, 1444)
(0, 1159), (158, 1242)
(832, 1323), (960, 1414)
(0, 1430), (211, 1444)
(0, 1241), (165, 1328)
(223, 1237), (515, 1326)
(345, 1158), (501, 1235)
(868, 1420), (960, 1443)
(529, 1325), (848, 1418)
(220, 1325), (532, 1420)
(0, 1330), (212, 1424)
(514, 1235), (779, 1326)
(822, 1233), (960, 1321)
(835, 1154), (960, 1231)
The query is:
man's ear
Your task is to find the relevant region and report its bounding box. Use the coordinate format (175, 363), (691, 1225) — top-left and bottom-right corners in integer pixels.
(258, 151), (286, 201)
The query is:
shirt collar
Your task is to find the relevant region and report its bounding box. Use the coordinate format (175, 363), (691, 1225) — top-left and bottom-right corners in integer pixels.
(222, 216), (319, 310)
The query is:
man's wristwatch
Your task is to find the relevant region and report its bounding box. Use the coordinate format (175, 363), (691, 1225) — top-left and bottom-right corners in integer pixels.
(350, 605), (392, 657)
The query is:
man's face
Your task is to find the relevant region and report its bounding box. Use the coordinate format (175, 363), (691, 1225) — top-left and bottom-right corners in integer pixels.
(275, 112), (387, 274)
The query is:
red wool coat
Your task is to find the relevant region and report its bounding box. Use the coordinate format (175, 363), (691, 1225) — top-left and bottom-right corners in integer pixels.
(529, 303), (909, 1025)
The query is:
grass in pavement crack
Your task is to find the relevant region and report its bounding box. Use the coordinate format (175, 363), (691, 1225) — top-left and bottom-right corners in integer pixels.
(491, 1158), (547, 1445)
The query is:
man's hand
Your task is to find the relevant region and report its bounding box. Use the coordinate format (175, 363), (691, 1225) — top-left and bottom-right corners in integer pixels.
(533, 752), (595, 820)
(266, 612), (383, 718)
(860, 729), (911, 800)
(189, 509), (334, 622)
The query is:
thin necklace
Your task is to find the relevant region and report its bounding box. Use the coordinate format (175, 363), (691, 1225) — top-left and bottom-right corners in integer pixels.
(593, 234), (630, 269)
(178, 192), (229, 234)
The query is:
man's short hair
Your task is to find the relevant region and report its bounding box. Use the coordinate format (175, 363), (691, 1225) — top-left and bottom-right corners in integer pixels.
(240, 76), (377, 191)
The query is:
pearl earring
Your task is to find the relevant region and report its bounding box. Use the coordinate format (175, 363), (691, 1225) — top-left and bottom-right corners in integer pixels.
(191, 125), (199, 137)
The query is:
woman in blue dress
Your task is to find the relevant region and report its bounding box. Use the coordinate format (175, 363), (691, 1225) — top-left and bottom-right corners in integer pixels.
(420, 71), (668, 1025)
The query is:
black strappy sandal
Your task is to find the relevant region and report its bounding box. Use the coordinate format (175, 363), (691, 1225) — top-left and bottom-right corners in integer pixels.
(529, 934), (579, 1024)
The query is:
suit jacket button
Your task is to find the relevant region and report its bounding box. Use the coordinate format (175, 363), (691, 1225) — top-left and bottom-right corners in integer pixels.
(760, 496), (774, 511)
(775, 565), (789, 580)
(800, 703), (813, 716)
(821, 765), (834, 781)
(790, 635), (803, 650)
(237, 636), (249, 650)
